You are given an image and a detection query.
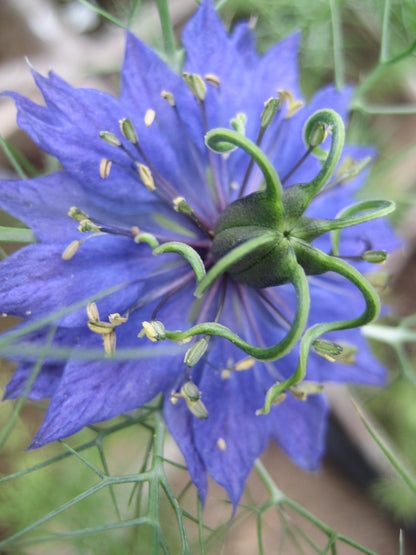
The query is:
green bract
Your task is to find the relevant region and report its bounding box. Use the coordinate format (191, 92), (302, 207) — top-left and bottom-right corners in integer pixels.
(141, 108), (395, 414)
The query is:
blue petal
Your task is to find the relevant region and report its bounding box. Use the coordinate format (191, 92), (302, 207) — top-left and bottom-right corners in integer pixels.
(269, 393), (329, 471)
(0, 172), (96, 242)
(7, 71), (215, 223)
(29, 286), (193, 447)
(120, 33), (218, 220)
(164, 396), (208, 503)
(0, 238), (180, 326)
(3, 324), (81, 400)
(194, 365), (271, 507)
(229, 23), (257, 66)
(4, 362), (64, 401)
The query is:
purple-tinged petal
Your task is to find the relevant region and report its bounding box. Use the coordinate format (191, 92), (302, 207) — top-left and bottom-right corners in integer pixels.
(4, 362), (64, 401)
(270, 393), (329, 471)
(194, 367), (271, 507)
(0, 238), (184, 326)
(121, 33), (217, 219)
(29, 287), (193, 448)
(230, 23), (257, 66)
(164, 396), (208, 503)
(2, 324), (81, 401)
(0, 171), (202, 245)
(0, 172), (94, 243)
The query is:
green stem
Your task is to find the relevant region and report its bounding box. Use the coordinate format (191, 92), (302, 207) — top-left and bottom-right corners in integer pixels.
(154, 0), (177, 61)
(0, 135), (28, 179)
(0, 226), (37, 243)
(153, 241), (206, 283)
(148, 411), (165, 552)
(166, 247), (310, 362)
(0, 325), (57, 450)
(302, 109), (345, 203)
(297, 245), (379, 373)
(254, 460), (378, 555)
(380, 0), (391, 63)
(330, 199), (395, 255)
(293, 199), (395, 246)
(258, 242), (380, 414)
(205, 128), (284, 210)
(329, 0), (345, 90)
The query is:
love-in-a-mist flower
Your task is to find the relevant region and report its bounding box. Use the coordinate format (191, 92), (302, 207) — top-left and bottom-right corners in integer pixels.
(0, 0), (399, 505)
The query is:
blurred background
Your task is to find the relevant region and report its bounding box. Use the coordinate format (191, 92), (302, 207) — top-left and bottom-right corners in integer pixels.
(0, 0), (416, 553)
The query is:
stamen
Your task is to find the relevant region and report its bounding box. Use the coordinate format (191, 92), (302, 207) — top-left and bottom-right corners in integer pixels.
(281, 146), (314, 185)
(256, 290), (292, 330)
(289, 381), (324, 400)
(361, 250), (388, 264)
(136, 163), (156, 191)
(68, 207), (88, 221)
(139, 320), (166, 342)
(313, 338), (343, 362)
(170, 381), (208, 419)
(200, 100), (226, 210)
(99, 130), (122, 147)
(204, 74), (220, 88)
(182, 72), (207, 102)
(173, 196), (213, 237)
(217, 438), (226, 451)
(99, 158), (112, 179)
(184, 336), (209, 368)
(234, 357), (255, 371)
(86, 302), (128, 357)
(61, 240), (81, 261)
(238, 97), (280, 199)
(161, 90), (175, 106)
(314, 155), (373, 199)
(159, 89), (218, 219)
(119, 117), (139, 145)
(144, 109), (156, 127)
(278, 89), (304, 119)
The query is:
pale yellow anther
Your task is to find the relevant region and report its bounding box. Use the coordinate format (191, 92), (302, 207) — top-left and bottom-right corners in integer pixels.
(204, 73), (220, 87)
(68, 207), (88, 221)
(136, 163), (156, 191)
(221, 370), (231, 380)
(131, 226), (140, 236)
(230, 181), (239, 190)
(139, 320), (166, 342)
(336, 155), (372, 182)
(100, 158), (112, 179)
(278, 89), (304, 119)
(217, 438), (227, 451)
(86, 302), (100, 323)
(173, 196), (185, 211)
(161, 90), (175, 106)
(87, 320), (115, 335)
(144, 109), (156, 127)
(108, 313), (128, 326)
(78, 219), (101, 233)
(256, 392), (286, 414)
(173, 196), (194, 218)
(289, 382), (324, 401)
(182, 72), (206, 102)
(234, 357), (255, 371)
(178, 337), (192, 345)
(170, 392), (179, 405)
(62, 240), (80, 261)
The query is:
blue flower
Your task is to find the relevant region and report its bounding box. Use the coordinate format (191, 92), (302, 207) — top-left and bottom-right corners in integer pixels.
(0, 0), (399, 506)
